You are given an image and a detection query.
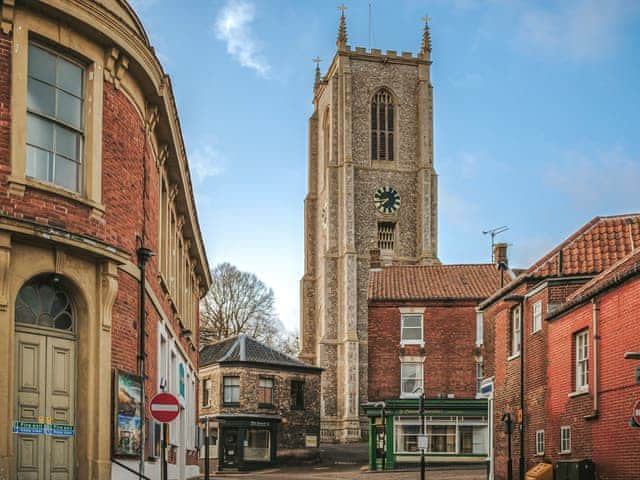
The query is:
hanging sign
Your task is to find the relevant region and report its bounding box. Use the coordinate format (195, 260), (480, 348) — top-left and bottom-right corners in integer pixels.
(632, 399), (640, 427)
(113, 370), (143, 457)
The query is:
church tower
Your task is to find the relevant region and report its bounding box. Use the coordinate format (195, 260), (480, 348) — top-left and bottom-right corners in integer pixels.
(300, 11), (439, 442)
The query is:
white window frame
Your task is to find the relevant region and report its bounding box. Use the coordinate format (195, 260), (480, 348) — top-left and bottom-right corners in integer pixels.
(532, 300), (542, 333)
(400, 362), (423, 398)
(475, 311), (483, 346)
(400, 314), (423, 345)
(575, 330), (589, 392)
(560, 426), (571, 453)
(535, 430), (544, 455)
(475, 360), (484, 395)
(511, 306), (522, 357)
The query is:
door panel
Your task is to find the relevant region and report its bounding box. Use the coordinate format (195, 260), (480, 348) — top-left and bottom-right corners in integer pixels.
(46, 337), (75, 480)
(15, 333), (75, 480)
(16, 333), (46, 480)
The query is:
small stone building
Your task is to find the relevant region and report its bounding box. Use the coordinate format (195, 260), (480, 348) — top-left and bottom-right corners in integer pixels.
(199, 335), (322, 472)
(364, 261), (505, 471)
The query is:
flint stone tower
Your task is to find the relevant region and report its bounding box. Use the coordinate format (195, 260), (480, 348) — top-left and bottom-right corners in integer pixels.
(300, 12), (439, 442)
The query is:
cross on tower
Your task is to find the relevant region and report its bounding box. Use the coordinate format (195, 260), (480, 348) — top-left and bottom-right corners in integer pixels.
(338, 4), (348, 15)
(422, 15), (431, 24)
(313, 56), (322, 66)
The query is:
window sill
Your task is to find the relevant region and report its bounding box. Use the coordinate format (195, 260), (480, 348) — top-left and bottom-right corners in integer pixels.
(535, 452), (544, 457)
(507, 353), (521, 361)
(223, 402), (240, 408)
(9, 175), (105, 219)
(568, 390), (589, 398)
(258, 403), (275, 409)
(531, 328), (542, 335)
(400, 341), (425, 348)
(560, 450), (571, 455)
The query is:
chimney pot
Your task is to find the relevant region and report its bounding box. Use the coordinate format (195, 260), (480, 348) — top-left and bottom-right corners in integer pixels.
(494, 243), (509, 269)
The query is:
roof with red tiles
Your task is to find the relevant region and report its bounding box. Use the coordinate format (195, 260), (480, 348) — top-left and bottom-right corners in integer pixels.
(548, 248), (640, 319)
(479, 214), (640, 309)
(368, 264), (506, 301)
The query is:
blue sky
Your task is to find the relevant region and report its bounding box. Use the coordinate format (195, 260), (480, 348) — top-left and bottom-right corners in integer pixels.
(130, 0), (640, 333)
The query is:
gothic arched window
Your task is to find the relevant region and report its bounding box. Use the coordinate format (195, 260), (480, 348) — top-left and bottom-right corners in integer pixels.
(15, 276), (74, 332)
(371, 89), (394, 161)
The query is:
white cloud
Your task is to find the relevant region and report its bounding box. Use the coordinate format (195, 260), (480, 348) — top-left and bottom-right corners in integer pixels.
(189, 144), (225, 182)
(516, 0), (635, 61)
(214, 0), (271, 78)
(543, 146), (640, 211)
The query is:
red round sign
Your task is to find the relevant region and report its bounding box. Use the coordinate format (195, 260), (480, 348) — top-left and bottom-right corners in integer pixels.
(633, 399), (640, 426)
(150, 392), (181, 423)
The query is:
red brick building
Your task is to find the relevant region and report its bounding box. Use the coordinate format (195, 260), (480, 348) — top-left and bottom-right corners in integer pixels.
(478, 214), (640, 480)
(365, 262), (504, 470)
(0, 1), (211, 479)
(545, 248), (640, 479)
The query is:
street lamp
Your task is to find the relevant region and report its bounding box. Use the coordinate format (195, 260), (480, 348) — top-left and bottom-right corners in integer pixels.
(413, 386), (426, 480)
(371, 401), (386, 470)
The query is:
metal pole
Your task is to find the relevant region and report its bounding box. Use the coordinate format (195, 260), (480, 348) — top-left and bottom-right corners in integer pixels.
(204, 418), (210, 480)
(420, 393), (425, 480)
(506, 416), (513, 480)
(161, 423), (168, 480)
(381, 405), (386, 471)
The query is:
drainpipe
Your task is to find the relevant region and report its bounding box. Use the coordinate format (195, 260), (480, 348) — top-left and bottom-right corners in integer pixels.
(519, 299), (525, 480)
(137, 247), (154, 477)
(587, 299), (600, 419)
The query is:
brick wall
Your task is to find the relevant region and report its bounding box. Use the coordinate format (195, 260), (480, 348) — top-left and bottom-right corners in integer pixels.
(548, 276), (640, 479)
(368, 300), (482, 401)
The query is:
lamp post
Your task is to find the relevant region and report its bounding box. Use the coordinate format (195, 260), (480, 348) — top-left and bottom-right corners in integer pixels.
(413, 386), (426, 480)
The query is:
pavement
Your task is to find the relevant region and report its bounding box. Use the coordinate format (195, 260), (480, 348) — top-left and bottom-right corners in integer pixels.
(206, 443), (487, 480)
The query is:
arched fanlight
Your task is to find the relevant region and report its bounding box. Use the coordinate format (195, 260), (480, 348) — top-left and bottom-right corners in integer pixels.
(15, 275), (74, 332)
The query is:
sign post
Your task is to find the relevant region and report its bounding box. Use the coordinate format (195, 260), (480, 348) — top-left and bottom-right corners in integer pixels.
(150, 392), (180, 480)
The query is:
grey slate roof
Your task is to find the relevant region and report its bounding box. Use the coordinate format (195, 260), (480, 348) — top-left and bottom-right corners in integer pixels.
(199, 335), (320, 371)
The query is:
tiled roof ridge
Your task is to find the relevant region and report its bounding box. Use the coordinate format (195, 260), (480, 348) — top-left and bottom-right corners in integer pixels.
(379, 263), (495, 268)
(527, 213), (640, 276)
(549, 248), (640, 319)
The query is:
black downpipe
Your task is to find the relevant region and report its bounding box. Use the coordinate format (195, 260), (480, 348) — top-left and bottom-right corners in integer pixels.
(137, 247), (154, 477)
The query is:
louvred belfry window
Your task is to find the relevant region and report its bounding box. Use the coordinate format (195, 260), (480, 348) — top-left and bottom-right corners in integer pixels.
(371, 89), (394, 161)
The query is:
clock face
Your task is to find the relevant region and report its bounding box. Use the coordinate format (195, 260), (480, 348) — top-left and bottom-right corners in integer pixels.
(374, 186), (401, 214)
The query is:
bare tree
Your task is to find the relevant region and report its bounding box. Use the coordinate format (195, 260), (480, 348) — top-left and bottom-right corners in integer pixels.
(199, 263), (298, 356)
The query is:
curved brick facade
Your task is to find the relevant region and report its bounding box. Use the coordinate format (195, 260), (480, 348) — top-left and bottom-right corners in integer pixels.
(0, 2), (210, 479)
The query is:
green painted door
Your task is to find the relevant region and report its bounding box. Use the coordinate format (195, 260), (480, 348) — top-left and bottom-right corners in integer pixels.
(15, 332), (75, 480)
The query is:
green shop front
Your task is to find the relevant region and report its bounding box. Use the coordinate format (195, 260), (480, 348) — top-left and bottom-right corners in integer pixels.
(363, 398), (489, 471)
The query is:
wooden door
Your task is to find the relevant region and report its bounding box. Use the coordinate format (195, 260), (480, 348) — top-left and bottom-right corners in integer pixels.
(15, 332), (75, 480)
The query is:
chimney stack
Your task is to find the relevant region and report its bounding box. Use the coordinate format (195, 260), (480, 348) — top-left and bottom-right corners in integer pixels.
(494, 243), (508, 269)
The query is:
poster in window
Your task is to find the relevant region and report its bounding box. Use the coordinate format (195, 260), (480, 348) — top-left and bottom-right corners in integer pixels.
(113, 370), (143, 457)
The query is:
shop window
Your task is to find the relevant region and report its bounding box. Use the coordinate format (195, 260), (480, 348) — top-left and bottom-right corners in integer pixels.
(223, 376), (240, 405)
(395, 419), (421, 453)
(427, 425), (456, 453)
(245, 429), (270, 462)
(258, 377), (274, 407)
(291, 380), (305, 410)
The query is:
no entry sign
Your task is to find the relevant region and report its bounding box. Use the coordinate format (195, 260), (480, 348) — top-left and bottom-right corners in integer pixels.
(633, 399), (640, 426)
(150, 392), (180, 423)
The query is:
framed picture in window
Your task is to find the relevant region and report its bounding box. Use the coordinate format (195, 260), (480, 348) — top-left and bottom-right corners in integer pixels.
(113, 369), (143, 457)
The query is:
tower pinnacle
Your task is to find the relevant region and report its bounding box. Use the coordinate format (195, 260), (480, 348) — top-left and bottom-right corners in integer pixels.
(337, 4), (348, 50)
(420, 15), (432, 54)
(313, 57), (322, 89)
